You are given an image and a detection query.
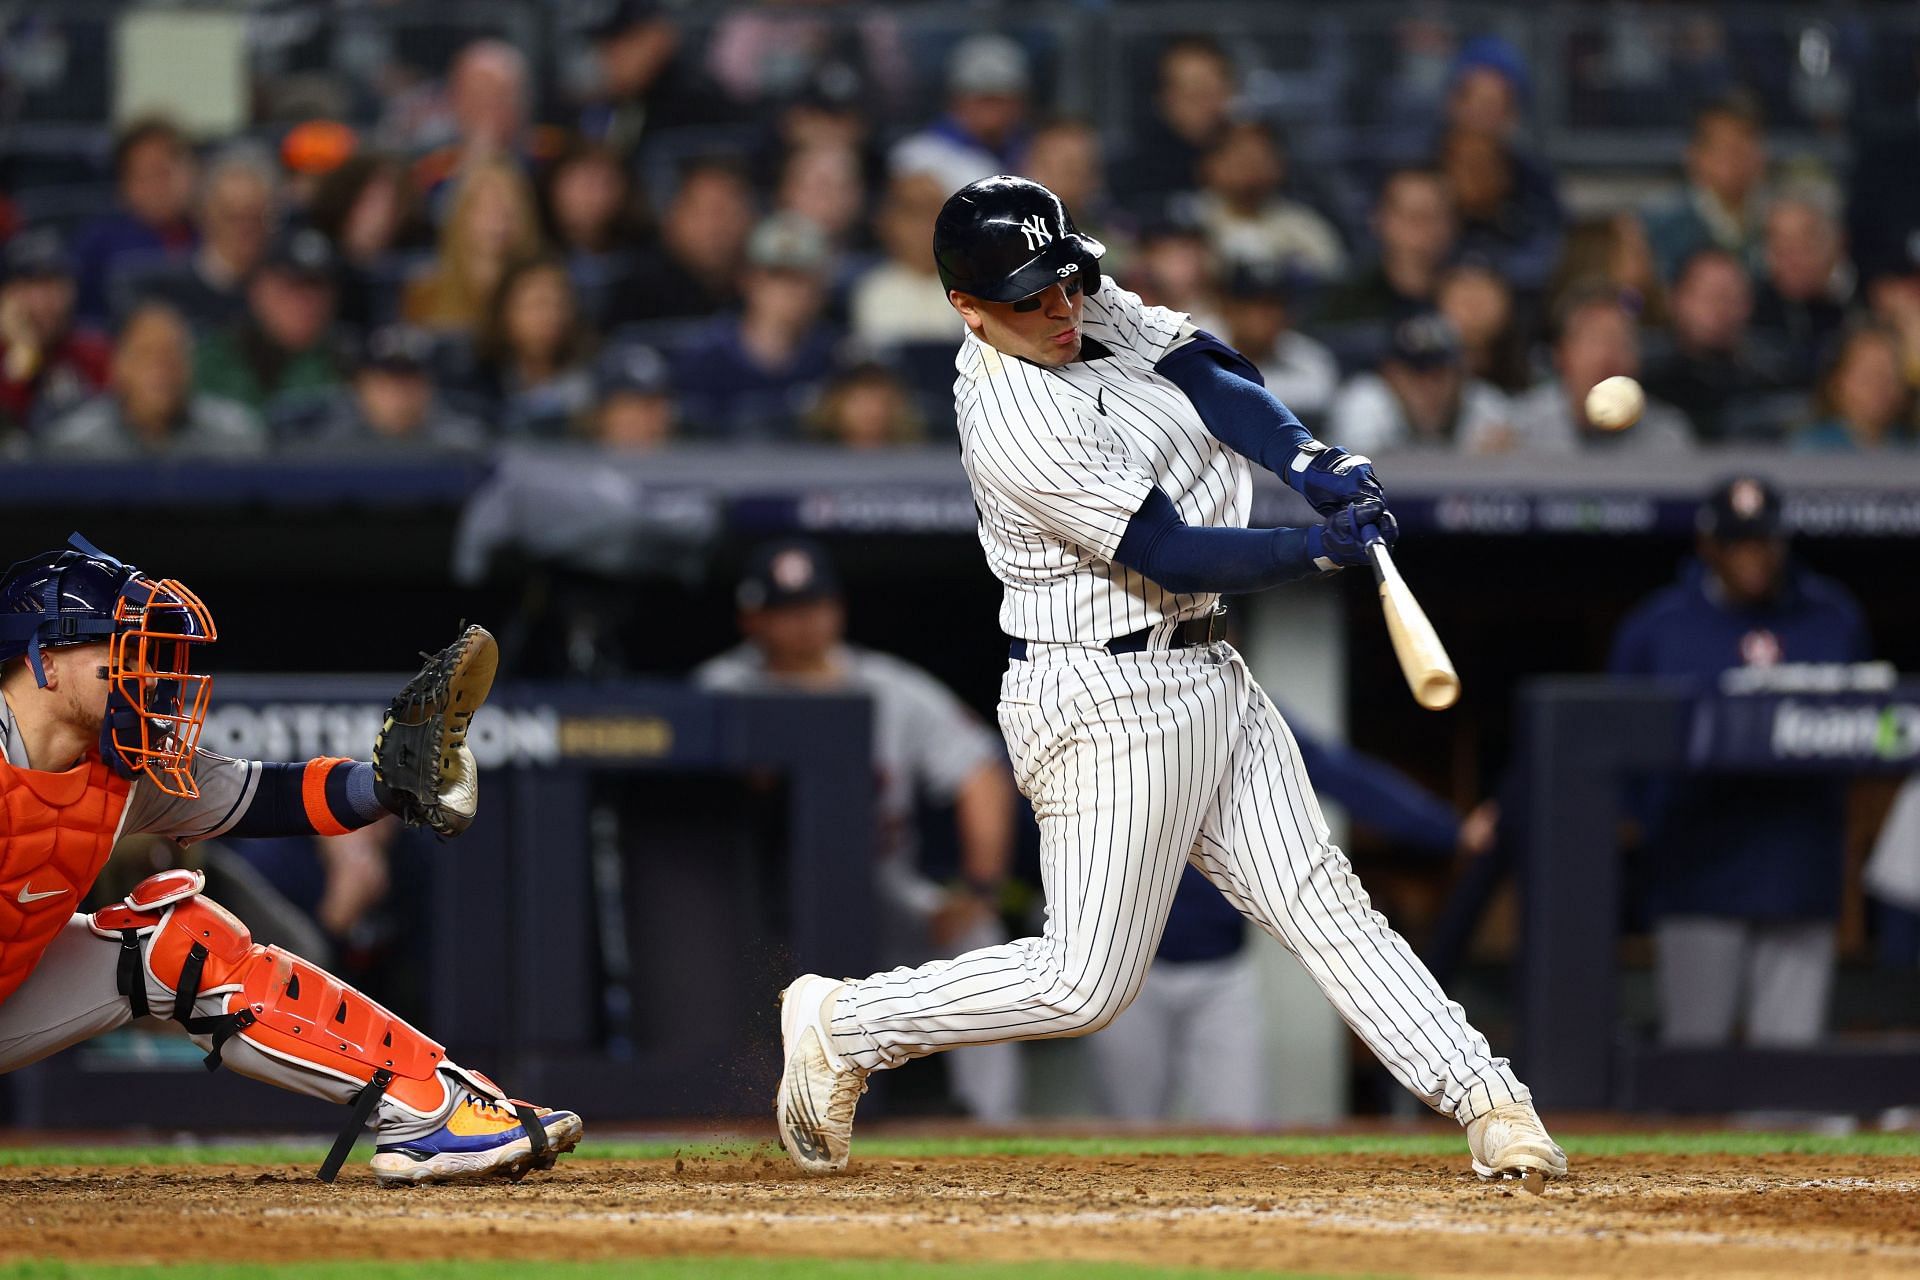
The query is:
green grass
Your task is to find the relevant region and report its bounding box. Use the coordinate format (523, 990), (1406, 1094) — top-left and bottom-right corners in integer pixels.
(0, 1263), (1374, 1280)
(3, 1129), (1917, 1168)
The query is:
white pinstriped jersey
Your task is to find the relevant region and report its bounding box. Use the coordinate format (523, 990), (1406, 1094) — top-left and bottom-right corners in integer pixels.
(954, 278), (1252, 643)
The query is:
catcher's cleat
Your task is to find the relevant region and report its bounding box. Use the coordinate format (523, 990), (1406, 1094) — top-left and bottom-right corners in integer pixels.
(1466, 1100), (1569, 1184)
(369, 1095), (583, 1186)
(373, 624), (498, 836)
(775, 974), (868, 1174)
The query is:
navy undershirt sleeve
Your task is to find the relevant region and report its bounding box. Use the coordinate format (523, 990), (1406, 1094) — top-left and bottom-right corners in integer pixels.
(1111, 486), (1317, 595)
(227, 760), (388, 837)
(1153, 331), (1315, 474)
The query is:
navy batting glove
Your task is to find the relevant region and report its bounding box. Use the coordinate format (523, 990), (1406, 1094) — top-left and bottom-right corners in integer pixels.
(1305, 498), (1398, 571)
(1288, 441), (1385, 516)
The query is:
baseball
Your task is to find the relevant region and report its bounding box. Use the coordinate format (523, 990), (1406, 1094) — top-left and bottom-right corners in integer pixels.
(1585, 375), (1645, 431)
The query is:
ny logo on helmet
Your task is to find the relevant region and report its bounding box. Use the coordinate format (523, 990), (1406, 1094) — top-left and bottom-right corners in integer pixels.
(1017, 215), (1054, 253)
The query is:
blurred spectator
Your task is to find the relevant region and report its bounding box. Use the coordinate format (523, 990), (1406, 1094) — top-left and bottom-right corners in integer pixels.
(130, 145), (279, 334)
(1024, 118), (1128, 267)
(763, 60), (880, 180)
(1436, 261), (1530, 393)
(278, 120), (359, 211)
(1328, 311), (1511, 453)
(588, 343), (675, 450)
(1317, 168), (1455, 326)
(403, 41), (567, 200)
(290, 324), (486, 453)
(1487, 286), (1694, 454)
(1753, 190), (1855, 386)
(1128, 219), (1222, 334)
(1864, 253), (1920, 401)
(1641, 247), (1791, 443)
(850, 171), (955, 344)
(403, 161), (544, 336)
(1551, 213), (1669, 330)
(1436, 127), (1562, 293)
(1216, 259), (1337, 423)
(475, 256), (597, 438)
(675, 214), (842, 439)
(194, 230), (344, 419)
(609, 159), (755, 326)
(696, 538), (1020, 1122)
(1796, 325), (1915, 452)
(308, 154), (423, 334)
(890, 34), (1030, 193)
(73, 116), (199, 323)
(1116, 36), (1235, 217)
(541, 141), (647, 327)
(577, 1), (739, 159)
(1642, 95), (1769, 282)
(41, 303), (262, 458)
(1187, 122), (1345, 282)
(1610, 477), (1869, 1048)
(1445, 35), (1531, 142)
(776, 144), (868, 255)
(706, 3), (908, 109)
(0, 230), (110, 433)
(807, 362), (923, 447)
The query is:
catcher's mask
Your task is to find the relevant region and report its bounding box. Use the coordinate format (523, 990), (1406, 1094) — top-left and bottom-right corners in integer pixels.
(0, 533), (217, 797)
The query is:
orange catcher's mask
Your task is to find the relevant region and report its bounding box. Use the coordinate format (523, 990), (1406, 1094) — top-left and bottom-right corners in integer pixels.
(105, 574), (217, 798)
(0, 533), (217, 797)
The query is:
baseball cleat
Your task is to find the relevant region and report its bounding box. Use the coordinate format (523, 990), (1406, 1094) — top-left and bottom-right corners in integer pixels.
(775, 973), (868, 1174)
(1465, 1100), (1568, 1184)
(369, 1095), (583, 1186)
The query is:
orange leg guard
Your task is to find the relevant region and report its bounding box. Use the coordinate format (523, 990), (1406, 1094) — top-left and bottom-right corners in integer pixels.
(89, 869), (505, 1181)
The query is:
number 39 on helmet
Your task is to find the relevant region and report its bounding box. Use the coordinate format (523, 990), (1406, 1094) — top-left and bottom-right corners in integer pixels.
(933, 175), (1105, 304)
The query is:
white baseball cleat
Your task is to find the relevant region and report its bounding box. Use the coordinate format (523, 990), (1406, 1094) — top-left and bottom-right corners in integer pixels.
(775, 973), (869, 1174)
(1466, 1100), (1568, 1187)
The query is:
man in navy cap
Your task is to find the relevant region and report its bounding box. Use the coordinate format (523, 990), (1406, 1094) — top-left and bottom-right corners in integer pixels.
(0, 229), (111, 434)
(1609, 476), (1871, 1047)
(193, 229), (344, 418)
(697, 539), (1023, 1120)
(292, 324), (486, 452)
(589, 343), (675, 449)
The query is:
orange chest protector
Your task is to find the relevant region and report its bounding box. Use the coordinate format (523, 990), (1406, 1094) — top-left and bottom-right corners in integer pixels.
(0, 753), (133, 1004)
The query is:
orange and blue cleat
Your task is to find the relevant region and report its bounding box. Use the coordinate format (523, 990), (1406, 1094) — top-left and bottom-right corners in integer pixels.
(370, 1094), (584, 1185)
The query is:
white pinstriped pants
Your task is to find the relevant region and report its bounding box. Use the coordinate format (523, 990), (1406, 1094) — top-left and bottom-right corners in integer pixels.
(829, 640), (1528, 1122)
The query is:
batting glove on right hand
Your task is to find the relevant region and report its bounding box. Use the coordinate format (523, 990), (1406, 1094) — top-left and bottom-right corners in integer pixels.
(1306, 498), (1398, 571)
(1289, 441), (1386, 515)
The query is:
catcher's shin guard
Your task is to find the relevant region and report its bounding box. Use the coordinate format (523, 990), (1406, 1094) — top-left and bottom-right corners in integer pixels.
(89, 870), (508, 1182)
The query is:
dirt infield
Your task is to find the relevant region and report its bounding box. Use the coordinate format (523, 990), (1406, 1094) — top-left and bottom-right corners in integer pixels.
(3, 1151), (1916, 1278)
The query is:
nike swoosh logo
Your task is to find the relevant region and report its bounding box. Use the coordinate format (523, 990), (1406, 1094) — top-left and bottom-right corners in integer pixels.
(16, 884), (67, 905)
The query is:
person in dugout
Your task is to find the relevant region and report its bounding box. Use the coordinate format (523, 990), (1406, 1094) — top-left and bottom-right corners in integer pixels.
(0, 535), (581, 1183)
(1609, 476), (1871, 1047)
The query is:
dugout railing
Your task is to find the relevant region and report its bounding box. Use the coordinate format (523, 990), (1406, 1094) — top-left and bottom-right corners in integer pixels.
(1516, 677), (1920, 1114)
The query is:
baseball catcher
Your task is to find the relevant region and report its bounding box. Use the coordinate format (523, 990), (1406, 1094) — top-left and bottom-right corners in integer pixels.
(0, 534), (582, 1184)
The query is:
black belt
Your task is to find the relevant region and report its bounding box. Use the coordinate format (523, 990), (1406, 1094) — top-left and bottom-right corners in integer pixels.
(1009, 613), (1220, 661)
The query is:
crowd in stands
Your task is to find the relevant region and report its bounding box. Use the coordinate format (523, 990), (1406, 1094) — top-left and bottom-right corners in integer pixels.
(3, 7), (1918, 462)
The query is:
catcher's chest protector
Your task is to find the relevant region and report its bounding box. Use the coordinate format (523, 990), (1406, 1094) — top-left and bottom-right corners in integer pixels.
(0, 753), (131, 1004)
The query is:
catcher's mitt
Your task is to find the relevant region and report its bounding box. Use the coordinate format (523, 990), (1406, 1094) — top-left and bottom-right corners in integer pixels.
(373, 624), (498, 836)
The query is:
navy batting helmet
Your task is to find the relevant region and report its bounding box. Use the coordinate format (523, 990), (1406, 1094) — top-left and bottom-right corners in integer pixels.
(933, 175), (1104, 303)
(0, 534), (217, 796)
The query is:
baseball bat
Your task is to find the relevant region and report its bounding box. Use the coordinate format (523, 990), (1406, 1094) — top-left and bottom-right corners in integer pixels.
(1361, 527), (1460, 712)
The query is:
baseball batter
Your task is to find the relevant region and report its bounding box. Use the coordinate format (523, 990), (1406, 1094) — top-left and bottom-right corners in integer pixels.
(777, 176), (1566, 1184)
(0, 536), (581, 1184)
